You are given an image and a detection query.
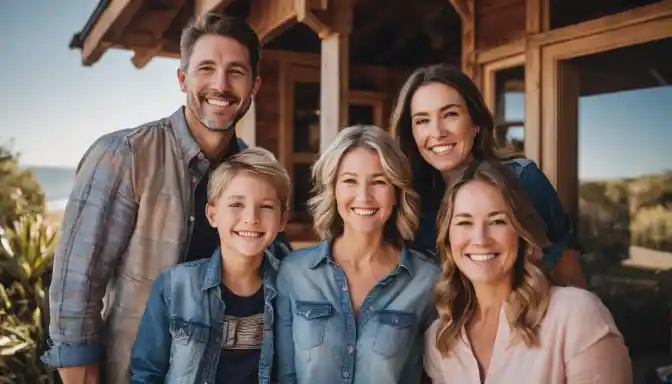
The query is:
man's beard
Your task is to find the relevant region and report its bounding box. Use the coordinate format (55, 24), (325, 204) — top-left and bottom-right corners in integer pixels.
(188, 91), (253, 132)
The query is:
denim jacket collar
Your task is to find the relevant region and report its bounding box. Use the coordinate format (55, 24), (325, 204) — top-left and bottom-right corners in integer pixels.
(308, 238), (414, 277)
(201, 247), (280, 295)
(168, 107), (240, 175)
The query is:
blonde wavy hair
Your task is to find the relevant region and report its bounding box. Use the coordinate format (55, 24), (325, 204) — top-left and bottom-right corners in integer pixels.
(433, 160), (552, 356)
(308, 125), (420, 247)
(208, 147), (290, 211)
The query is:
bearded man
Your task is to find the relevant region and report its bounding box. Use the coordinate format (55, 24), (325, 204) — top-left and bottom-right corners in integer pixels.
(41, 13), (291, 384)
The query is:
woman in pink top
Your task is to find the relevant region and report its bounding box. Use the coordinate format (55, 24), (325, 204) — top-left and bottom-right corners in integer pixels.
(423, 160), (632, 384)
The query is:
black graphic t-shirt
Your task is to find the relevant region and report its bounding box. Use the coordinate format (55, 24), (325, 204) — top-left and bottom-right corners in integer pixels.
(215, 283), (265, 384)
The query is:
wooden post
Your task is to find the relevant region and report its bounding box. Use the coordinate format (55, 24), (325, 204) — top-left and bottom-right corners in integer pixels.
(555, 61), (580, 222)
(524, 0), (549, 165)
(237, 99), (257, 146)
(319, 0), (353, 153)
(449, 0), (477, 84)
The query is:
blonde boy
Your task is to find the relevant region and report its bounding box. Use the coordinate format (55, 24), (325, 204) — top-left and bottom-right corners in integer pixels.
(130, 147), (290, 384)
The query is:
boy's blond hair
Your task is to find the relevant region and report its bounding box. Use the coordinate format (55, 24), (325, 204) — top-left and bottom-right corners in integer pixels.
(207, 147), (290, 211)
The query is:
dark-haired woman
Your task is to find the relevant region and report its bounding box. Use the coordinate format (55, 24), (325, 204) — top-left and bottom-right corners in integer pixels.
(390, 63), (586, 288)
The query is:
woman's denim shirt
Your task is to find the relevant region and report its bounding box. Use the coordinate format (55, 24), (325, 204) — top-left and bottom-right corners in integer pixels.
(130, 247), (283, 384)
(275, 239), (440, 384)
(413, 158), (575, 268)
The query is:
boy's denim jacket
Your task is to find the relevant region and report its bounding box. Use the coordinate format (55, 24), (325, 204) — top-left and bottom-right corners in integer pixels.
(275, 239), (440, 384)
(130, 246), (282, 384)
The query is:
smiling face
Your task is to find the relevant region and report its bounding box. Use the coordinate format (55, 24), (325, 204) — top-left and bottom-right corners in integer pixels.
(334, 147), (397, 237)
(448, 179), (519, 287)
(178, 34), (261, 132)
(206, 171), (288, 258)
(410, 82), (479, 173)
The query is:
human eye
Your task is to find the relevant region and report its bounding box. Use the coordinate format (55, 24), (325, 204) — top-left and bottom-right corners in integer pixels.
(228, 202), (243, 208)
(413, 117), (429, 126)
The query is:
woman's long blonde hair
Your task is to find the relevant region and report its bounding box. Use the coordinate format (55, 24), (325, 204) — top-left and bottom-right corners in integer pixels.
(433, 160), (552, 356)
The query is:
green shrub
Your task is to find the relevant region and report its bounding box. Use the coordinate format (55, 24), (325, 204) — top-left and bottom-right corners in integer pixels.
(0, 214), (57, 384)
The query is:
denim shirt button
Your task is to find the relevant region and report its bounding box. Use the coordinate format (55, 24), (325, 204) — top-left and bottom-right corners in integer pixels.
(344, 372), (349, 378)
(347, 345), (354, 354)
(306, 309), (312, 317)
(341, 285), (348, 292)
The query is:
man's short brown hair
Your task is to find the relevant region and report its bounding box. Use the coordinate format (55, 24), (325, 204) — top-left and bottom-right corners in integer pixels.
(180, 13), (261, 77)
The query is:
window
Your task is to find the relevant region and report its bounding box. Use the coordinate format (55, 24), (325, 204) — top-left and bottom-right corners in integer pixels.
(283, 66), (386, 227)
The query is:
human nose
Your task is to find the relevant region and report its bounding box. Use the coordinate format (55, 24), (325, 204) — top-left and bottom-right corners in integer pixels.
(209, 68), (229, 92)
(427, 117), (445, 138)
(355, 182), (371, 202)
(471, 222), (490, 246)
(243, 206), (260, 224)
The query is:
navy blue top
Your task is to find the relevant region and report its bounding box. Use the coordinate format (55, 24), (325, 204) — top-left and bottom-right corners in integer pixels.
(411, 158), (575, 268)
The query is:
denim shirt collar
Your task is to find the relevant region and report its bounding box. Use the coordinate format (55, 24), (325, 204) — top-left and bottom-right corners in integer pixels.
(308, 238), (414, 277)
(201, 247), (279, 294)
(168, 106), (241, 176)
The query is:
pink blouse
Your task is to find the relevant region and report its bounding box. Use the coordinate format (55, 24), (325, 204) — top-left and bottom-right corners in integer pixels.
(424, 287), (633, 384)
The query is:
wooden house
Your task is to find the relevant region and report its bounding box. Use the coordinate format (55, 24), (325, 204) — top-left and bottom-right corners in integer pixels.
(69, 0), (672, 243)
(69, 0), (672, 376)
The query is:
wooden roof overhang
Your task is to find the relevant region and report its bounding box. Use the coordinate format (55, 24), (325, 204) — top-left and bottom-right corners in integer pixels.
(68, 0), (464, 70)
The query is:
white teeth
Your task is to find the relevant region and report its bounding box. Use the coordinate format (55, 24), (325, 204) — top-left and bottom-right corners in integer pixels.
(236, 231), (263, 238)
(352, 208), (377, 216)
(206, 99), (232, 107)
(468, 253), (497, 262)
(431, 144), (455, 154)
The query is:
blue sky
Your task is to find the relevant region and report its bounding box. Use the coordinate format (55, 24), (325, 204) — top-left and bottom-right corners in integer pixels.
(1, 1), (670, 181)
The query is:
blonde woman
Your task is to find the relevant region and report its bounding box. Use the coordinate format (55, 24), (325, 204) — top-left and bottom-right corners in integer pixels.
(275, 125), (440, 384)
(424, 160), (632, 384)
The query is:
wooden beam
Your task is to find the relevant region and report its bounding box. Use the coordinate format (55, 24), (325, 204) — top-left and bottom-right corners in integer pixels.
(131, 45), (163, 68)
(130, 5), (185, 68)
(553, 61), (580, 218)
(450, 0), (477, 81)
(529, 0), (672, 47)
(524, 45), (542, 165)
(248, 0), (298, 43)
(476, 38), (526, 64)
(526, 0), (550, 34)
(319, 0), (353, 153)
(82, 0), (144, 65)
(296, 0), (331, 38)
(195, 0), (233, 16)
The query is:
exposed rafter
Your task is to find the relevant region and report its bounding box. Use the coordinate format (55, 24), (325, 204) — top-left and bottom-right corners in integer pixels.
(248, 0), (298, 43)
(81, 0), (143, 66)
(130, 2), (187, 68)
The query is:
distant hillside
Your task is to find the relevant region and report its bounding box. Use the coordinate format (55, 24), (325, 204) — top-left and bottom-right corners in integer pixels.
(579, 170), (672, 263)
(26, 165), (76, 203)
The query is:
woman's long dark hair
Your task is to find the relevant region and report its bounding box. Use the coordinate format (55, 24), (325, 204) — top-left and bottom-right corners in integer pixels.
(389, 63), (514, 212)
